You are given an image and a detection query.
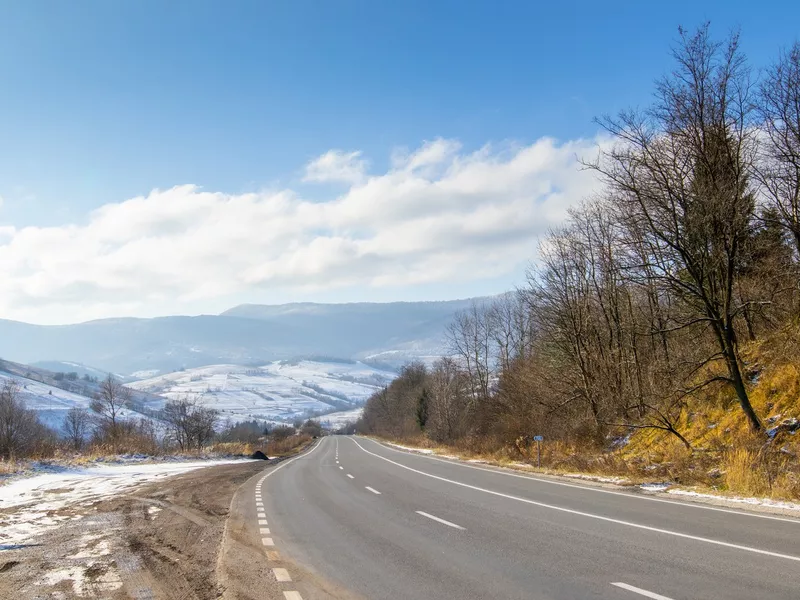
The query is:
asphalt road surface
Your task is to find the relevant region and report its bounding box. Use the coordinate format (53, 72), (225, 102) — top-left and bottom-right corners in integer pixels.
(254, 436), (800, 600)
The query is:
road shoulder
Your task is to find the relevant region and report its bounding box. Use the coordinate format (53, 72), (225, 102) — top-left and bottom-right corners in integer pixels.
(363, 436), (800, 520)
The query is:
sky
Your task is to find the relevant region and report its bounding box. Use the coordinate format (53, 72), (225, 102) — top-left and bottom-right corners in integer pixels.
(0, 1), (798, 324)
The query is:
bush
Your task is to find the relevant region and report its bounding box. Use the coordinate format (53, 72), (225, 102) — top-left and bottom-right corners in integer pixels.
(267, 433), (311, 456)
(300, 419), (322, 438)
(271, 425), (296, 440)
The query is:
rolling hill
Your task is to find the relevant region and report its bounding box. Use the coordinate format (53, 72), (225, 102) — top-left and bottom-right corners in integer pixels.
(127, 359), (395, 425)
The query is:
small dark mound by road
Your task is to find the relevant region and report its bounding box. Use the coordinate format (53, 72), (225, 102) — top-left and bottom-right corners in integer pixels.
(250, 450), (268, 460)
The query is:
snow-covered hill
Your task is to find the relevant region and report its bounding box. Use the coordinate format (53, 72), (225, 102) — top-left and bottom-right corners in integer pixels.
(318, 407), (364, 429)
(127, 360), (394, 424)
(0, 368), (161, 432)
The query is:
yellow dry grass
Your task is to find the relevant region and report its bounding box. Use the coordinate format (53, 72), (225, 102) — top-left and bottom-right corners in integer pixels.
(375, 325), (800, 501)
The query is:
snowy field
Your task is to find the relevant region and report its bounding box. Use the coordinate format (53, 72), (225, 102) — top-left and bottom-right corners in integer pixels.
(0, 370), (159, 432)
(0, 459), (251, 546)
(318, 407), (363, 428)
(128, 360), (394, 424)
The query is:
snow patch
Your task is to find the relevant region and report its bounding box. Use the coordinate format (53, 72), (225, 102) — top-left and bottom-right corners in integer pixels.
(0, 459), (249, 545)
(667, 489), (800, 512)
(639, 482), (673, 492)
(562, 473), (631, 485)
(38, 563), (123, 596)
(386, 442), (434, 455)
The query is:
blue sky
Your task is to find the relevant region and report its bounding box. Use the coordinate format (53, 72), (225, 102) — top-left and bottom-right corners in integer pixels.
(0, 1), (797, 323)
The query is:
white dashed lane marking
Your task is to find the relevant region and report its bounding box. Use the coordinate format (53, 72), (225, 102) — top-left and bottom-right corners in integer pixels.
(283, 592), (303, 600)
(346, 474), (354, 479)
(415, 511), (466, 530)
(365, 486), (381, 495)
(611, 582), (675, 600)
(260, 527), (271, 534)
(262, 537), (274, 546)
(258, 519), (268, 525)
(353, 438), (800, 563)
(273, 567), (292, 582)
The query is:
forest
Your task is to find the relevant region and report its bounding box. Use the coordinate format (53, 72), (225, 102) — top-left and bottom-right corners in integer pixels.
(357, 25), (800, 499)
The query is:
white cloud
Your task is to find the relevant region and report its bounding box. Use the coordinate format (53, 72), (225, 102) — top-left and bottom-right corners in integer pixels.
(303, 149), (367, 184)
(0, 137), (605, 323)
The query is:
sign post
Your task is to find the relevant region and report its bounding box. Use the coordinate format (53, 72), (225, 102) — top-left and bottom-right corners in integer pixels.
(533, 435), (543, 469)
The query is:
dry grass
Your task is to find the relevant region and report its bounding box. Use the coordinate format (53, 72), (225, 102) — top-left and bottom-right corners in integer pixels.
(0, 457), (22, 475)
(209, 441), (255, 456)
(611, 325), (800, 499)
(375, 327), (800, 501)
(266, 434), (312, 457)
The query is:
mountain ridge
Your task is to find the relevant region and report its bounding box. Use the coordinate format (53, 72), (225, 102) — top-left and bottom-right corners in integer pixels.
(0, 299), (476, 375)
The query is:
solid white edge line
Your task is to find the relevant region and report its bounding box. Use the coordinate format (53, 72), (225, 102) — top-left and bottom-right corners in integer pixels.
(611, 582), (675, 600)
(273, 567), (291, 582)
(260, 439), (321, 482)
(365, 486), (381, 495)
(365, 437), (800, 525)
(416, 510), (465, 530)
(350, 438), (800, 562)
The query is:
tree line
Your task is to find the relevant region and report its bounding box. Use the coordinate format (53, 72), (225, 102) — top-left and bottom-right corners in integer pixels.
(359, 25), (800, 454)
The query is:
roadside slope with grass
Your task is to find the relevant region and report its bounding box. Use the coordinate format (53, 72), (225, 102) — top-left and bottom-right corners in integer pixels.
(362, 326), (800, 505)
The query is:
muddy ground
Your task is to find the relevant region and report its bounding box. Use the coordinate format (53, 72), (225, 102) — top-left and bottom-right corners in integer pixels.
(0, 460), (268, 600)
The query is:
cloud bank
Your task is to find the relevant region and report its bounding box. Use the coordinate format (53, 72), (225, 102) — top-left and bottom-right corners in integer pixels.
(0, 137), (603, 323)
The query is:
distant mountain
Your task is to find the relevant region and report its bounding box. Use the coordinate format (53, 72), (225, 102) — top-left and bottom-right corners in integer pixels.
(0, 299), (477, 375)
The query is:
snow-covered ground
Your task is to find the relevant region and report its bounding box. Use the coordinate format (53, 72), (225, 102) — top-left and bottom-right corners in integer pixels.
(666, 488), (800, 511)
(0, 459), (250, 546)
(128, 360), (394, 424)
(318, 407), (364, 428)
(386, 442), (435, 455)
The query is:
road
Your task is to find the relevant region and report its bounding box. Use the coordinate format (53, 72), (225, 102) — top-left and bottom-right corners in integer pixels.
(251, 436), (800, 600)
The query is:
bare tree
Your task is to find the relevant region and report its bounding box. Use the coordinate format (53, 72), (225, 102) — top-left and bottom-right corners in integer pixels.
(162, 397), (218, 450)
(758, 42), (800, 258)
(447, 301), (493, 410)
(189, 405), (218, 448)
(589, 25), (763, 431)
(488, 291), (535, 372)
(63, 406), (91, 450)
(427, 357), (470, 442)
(0, 379), (47, 459)
(91, 374), (131, 447)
